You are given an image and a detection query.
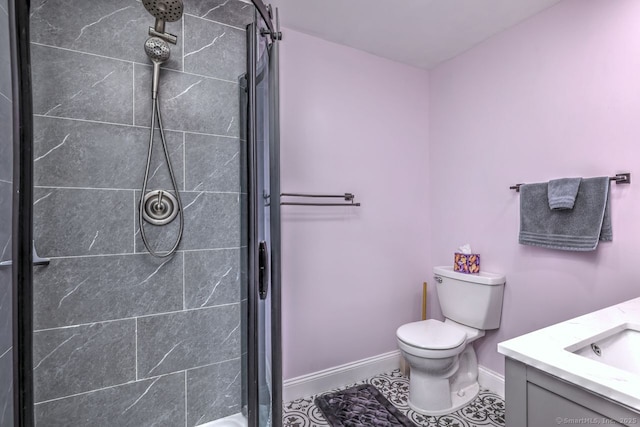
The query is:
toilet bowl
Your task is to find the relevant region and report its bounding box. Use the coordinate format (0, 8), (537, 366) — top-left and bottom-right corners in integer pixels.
(396, 266), (505, 415)
(397, 318), (484, 415)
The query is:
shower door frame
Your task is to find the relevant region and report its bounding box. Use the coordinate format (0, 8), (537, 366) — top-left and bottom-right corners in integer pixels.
(267, 27), (282, 427)
(9, 1), (281, 426)
(246, 10), (282, 426)
(8, 0), (35, 426)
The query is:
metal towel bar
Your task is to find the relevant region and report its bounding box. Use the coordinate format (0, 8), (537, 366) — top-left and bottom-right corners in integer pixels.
(279, 192), (360, 207)
(509, 173), (631, 192)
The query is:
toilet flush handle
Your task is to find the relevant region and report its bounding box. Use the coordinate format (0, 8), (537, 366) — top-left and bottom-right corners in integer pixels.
(434, 276), (442, 284)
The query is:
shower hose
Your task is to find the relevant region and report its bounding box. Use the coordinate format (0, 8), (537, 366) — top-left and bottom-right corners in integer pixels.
(139, 96), (184, 257)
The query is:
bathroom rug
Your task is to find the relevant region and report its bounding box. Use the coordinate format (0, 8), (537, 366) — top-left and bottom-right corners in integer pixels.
(314, 383), (416, 427)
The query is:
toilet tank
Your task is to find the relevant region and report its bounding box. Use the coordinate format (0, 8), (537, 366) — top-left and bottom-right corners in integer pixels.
(433, 266), (506, 330)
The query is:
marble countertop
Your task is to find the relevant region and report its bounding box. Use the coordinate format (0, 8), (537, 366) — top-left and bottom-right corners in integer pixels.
(498, 296), (640, 411)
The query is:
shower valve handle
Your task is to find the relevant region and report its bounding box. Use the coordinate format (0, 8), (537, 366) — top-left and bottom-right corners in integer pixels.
(156, 190), (164, 209)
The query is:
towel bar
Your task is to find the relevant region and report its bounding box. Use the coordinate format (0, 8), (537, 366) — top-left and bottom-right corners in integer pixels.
(510, 173), (631, 192)
(279, 192), (361, 206)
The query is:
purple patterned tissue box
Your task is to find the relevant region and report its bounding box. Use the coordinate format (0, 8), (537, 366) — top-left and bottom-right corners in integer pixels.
(454, 253), (480, 274)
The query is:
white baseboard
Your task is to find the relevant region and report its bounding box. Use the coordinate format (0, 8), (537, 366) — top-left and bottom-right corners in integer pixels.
(283, 350), (402, 402)
(478, 365), (505, 398)
(282, 351), (505, 402)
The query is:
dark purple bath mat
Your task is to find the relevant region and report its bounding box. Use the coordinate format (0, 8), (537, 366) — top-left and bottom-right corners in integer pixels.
(314, 384), (416, 427)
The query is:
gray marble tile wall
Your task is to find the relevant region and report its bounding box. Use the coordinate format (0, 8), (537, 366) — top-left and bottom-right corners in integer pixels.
(0, 1), (13, 425)
(29, 0), (253, 425)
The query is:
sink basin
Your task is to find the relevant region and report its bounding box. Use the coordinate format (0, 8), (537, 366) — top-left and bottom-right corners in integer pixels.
(566, 323), (640, 375)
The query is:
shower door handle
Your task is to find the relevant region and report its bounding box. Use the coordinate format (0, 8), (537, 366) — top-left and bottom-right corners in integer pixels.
(258, 241), (269, 300)
(0, 241), (50, 268)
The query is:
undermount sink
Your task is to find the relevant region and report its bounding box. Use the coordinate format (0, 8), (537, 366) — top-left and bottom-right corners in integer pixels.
(566, 323), (640, 376)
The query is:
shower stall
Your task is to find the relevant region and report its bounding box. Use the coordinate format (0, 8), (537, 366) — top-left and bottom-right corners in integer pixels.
(0, 0), (281, 425)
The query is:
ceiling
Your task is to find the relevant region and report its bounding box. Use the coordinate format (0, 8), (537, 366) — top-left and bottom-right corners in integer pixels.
(269, 0), (563, 69)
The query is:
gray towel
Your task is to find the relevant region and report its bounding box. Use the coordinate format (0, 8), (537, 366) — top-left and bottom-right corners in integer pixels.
(519, 177), (612, 251)
(548, 178), (581, 210)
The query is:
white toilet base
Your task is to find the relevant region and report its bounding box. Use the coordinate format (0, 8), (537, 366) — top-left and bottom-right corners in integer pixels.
(408, 382), (480, 416)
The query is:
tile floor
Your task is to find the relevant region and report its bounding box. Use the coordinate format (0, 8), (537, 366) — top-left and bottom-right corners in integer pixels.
(283, 370), (505, 427)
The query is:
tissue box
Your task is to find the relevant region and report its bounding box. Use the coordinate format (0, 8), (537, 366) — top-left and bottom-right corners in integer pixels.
(454, 253), (480, 274)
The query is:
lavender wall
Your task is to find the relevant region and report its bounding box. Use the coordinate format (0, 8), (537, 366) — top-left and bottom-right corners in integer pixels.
(280, 29), (431, 379)
(428, 0), (640, 375)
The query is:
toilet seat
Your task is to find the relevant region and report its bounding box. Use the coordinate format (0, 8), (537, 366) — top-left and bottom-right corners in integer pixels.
(395, 266), (504, 416)
(397, 319), (467, 350)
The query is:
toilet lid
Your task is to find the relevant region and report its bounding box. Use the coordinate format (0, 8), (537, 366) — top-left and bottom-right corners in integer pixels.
(397, 319), (466, 350)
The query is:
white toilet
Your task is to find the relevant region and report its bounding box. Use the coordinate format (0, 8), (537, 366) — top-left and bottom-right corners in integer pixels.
(396, 266), (506, 416)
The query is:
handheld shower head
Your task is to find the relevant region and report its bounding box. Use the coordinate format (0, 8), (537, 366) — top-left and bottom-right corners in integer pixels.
(144, 36), (171, 63)
(144, 37), (170, 99)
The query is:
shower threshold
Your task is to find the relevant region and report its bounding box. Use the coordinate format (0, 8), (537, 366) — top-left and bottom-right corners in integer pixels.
(197, 412), (247, 427)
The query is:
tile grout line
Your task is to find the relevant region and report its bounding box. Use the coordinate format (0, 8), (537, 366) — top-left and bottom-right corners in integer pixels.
(135, 318), (138, 381)
(34, 356), (242, 406)
(184, 371), (188, 427)
(139, 61), (240, 85)
(132, 64), (135, 126)
(35, 184), (242, 194)
(182, 13), (185, 73)
(182, 251), (186, 311)
(30, 41), (133, 64)
(34, 301), (241, 333)
(183, 132), (186, 192)
(33, 114), (241, 139)
(41, 246), (245, 261)
(30, 41), (240, 85)
(183, 13), (248, 32)
(133, 190), (137, 254)
(0, 91), (11, 103)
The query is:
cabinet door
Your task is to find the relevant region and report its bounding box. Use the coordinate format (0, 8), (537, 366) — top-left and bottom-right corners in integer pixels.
(528, 383), (621, 426)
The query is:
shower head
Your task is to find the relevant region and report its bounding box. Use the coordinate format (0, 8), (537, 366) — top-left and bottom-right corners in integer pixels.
(144, 37), (171, 63)
(145, 37), (170, 100)
(142, 0), (182, 45)
(142, 0), (183, 22)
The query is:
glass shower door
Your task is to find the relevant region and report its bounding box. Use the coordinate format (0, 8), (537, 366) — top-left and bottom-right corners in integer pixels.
(256, 43), (272, 426)
(0, 2), (14, 423)
(244, 12), (281, 427)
